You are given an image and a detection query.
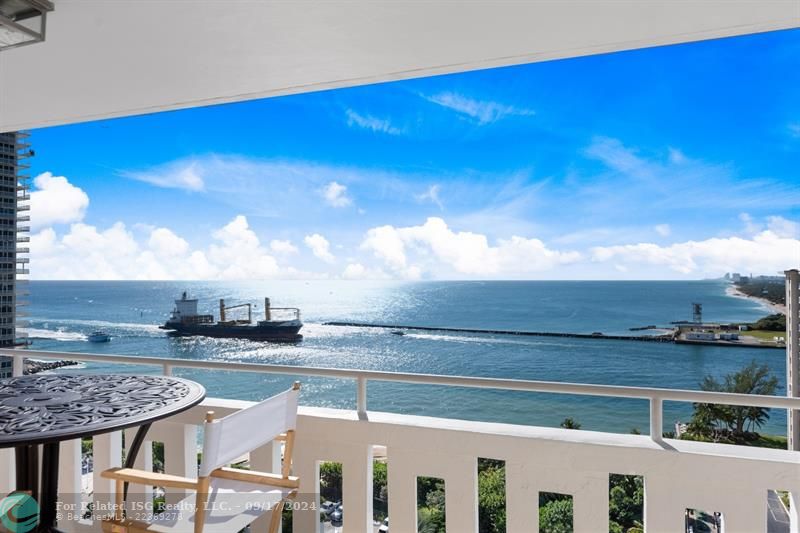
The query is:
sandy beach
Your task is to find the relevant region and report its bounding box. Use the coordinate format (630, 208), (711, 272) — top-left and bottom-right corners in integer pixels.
(726, 284), (786, 315)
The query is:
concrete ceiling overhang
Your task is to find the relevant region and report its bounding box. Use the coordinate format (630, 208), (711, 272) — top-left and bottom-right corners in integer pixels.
(0, 0), (798, 131)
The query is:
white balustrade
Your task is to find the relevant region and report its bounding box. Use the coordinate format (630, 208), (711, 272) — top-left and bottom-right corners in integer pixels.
(2, 348), (800, 532)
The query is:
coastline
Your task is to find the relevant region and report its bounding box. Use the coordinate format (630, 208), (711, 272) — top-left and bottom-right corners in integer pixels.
(725, 284), (786, 315)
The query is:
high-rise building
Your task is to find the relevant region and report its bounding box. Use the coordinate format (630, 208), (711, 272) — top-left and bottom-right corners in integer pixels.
(0, 131), (31, 378)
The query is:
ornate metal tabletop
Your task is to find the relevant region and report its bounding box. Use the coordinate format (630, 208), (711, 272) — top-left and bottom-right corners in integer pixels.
(0, 374), (206, 447)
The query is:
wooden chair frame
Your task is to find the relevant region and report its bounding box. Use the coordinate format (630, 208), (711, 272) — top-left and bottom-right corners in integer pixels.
(100, 382), (300, 533)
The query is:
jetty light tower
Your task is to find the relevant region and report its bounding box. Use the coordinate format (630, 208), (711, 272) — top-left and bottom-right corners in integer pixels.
(691, 303), (703, 324)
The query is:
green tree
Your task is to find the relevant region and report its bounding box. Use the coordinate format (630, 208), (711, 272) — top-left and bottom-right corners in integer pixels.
(751, 313), (786, 332)
(373, 461), (388, 520)
(691, 360), (779, 439)
(560, 417), (581, 430)
(609, 475), (643, 532)
(478, 460), (506, 533)
(539, 498), (573, 533)
(319, 462), (342, 502)
(418, 506), (446, 533)
(417, 479), (446, 533)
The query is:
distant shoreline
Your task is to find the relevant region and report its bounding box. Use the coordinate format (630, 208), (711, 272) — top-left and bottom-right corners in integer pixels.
(725, 284), (786, 315)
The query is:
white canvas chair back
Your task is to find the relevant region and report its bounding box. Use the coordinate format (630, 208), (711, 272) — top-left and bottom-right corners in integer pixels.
(199, 387), (299, 477)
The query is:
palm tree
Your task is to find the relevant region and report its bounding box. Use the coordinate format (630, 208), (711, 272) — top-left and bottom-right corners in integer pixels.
(692, 360), (779, 438)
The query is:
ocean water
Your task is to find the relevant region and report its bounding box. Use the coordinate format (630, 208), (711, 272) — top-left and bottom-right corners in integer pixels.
(21, 280), (786, 435)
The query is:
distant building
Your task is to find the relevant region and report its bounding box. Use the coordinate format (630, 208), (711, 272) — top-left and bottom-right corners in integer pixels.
(685, 331), (716, 341)
(755, 275), (784, 284)
(731, 273), (741, 282)
(0, 131), (31, 378)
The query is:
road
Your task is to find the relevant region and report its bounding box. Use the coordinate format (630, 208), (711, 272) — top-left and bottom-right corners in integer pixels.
(768, 490), (790, 533)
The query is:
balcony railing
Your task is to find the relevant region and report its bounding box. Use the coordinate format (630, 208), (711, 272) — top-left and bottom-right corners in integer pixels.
(0, 347), (798, 532)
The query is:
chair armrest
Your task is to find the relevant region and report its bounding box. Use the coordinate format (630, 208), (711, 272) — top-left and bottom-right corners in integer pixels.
(210, 467), (299, 489)
(101, 468), (199, 490)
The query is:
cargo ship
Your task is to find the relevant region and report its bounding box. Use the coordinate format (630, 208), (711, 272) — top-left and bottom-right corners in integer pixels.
(160, 292), (303, 341)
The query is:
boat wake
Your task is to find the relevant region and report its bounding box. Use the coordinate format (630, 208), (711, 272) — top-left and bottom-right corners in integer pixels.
(404, 332), (583, 348)
(27, 318), (163, 335)
(21, 328), (87, 342)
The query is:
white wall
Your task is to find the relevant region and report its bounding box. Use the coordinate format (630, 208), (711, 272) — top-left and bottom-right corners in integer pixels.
(1, 0), (798, 131)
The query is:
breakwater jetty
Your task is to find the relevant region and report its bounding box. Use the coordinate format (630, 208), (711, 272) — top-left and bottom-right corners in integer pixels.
(26, 359), (80, 374)
(324, 322), (675, 343)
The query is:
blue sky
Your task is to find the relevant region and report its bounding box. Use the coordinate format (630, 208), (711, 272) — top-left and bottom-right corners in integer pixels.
(28, 29), (800, 280)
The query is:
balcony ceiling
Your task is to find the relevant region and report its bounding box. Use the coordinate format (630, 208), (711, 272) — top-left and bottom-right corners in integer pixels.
(0, 0), (798, 131)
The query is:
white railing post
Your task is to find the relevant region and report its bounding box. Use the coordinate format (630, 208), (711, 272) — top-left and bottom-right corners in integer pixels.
(151, 421), (198, 505)
(385, 449), (418, 533)
(789, 493), (799, 533)
(58, 439), (83, 522)
(644, 477), (683, 532)
(291, 449), (321, 533)
(123, 428), (153, 515)
(650, 397), (663, 442)
(357, 376), (367, 416)
(162, 363), (173, 376)
(573, 474), (609, 533)
(443, 456), (479, 533)
(250, 440), (282, 532)
(92, 431), (123, 523)
(12, 353), (23, 376)
(505, 462), (538, 532)
(342, 443), (374, 532)
(0, 447), (15, 494)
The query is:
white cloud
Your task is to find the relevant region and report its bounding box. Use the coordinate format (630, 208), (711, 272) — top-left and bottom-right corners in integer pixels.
(31, 215), (296, 280)
(584, 137), (655, 182)
(30, 172), (89, 229)
(415, 184), (444, 210)
(148, 228), (190, 257)
(362, 217), (580, 278)
(591, 230), (800, 276)
(766, 215), (799, 238)
(304, 233), (335, 264)
(208, 216), (281, 279)
(654, 224), (671, 237)
(320, 181), (352, 208)
(341, 263), (390, 280)
(33, 222), (143, 280)
(120, 155), (393, 220)
(739, 213), (761, 235)
(345, 109), (402, 135)
(270, 239), (299, 255)
(424, 92), (535, 124)
(582, 137), (800, 212)
(122, 160), (205, 191)
(361, 225), (408, 270)
(668, 148), (688, 164)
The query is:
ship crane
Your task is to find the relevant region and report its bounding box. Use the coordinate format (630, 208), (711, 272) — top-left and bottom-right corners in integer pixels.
(219, 299), (252, 324)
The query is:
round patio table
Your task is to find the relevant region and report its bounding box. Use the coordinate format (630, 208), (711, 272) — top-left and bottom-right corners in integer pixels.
(0, 373), (206, 532)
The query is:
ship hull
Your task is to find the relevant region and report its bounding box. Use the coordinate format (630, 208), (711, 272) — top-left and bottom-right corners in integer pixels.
(160, 323), (302, 342)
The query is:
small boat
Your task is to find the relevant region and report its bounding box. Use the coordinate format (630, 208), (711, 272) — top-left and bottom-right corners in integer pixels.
(87, 331), (111, 343)
(390, 330), (406, 336)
